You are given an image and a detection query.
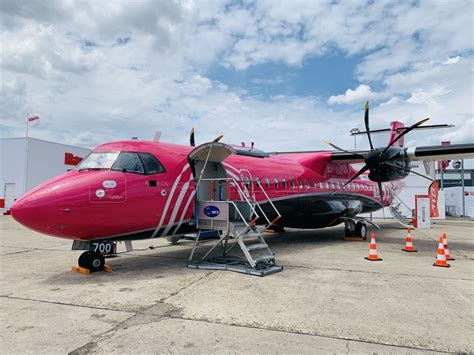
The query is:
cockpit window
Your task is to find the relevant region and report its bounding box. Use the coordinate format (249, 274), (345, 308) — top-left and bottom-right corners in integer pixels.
(137, 153), (165, 174)
(77, 151), (166, 175)
(112, 152), (144, 174)
(76, 152), (119, 170)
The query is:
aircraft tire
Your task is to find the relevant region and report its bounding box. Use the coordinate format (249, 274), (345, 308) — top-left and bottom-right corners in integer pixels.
(78, 251), (105, 272)
(356, 221), (367, 240)
(344, 221), (356, 237)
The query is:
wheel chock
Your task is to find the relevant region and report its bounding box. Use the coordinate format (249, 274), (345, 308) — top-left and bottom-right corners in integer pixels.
(344, 236), (365, 241)
(71, 265), (91, 275)
(71, 264), (112, 274)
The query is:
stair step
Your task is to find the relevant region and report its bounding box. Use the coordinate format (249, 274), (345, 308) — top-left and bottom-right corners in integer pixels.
(242, 231), (261, 238)
(253, 254), (274, 263)
(246, 243), (268, 252)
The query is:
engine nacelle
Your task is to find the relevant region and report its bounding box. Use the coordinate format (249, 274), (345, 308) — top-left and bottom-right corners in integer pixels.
(366, 147), (411, 182)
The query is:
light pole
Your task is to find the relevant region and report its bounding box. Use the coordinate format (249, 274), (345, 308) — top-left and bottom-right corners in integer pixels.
(350, 128), (360, 149)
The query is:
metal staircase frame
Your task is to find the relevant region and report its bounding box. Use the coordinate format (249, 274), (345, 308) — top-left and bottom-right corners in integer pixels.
(187, 176), (283, 276)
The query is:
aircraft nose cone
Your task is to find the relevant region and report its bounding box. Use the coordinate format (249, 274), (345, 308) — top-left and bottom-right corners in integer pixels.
(11, 188), (58, 234)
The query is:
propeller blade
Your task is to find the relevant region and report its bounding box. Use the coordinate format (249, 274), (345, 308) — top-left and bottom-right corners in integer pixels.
(212, 134), (224, 143)
(332, 165), (369, 195)
(324, 140), (365, 158)
(382, 117), (430, 153)
(190, 127), (195, 147)
(364, 101), (374, 151)
(342, 165), (370, 189)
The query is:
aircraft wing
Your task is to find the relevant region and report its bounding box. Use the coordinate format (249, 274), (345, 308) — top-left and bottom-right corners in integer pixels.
(271, 143), (474, 163)
(406, 143), (474, 161)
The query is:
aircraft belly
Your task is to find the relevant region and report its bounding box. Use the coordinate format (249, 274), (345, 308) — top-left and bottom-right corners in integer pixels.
(262, 194), (371, 229)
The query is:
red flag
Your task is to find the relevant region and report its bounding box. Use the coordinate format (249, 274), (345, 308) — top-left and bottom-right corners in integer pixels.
(28, 115), (39, 122)
(429, 181), (439, 218)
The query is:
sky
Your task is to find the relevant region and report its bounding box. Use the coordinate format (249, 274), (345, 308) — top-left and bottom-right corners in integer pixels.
(0, 0), (473, 152)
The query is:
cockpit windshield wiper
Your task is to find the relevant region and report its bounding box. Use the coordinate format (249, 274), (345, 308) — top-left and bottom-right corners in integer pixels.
(78, 168), (103, 172)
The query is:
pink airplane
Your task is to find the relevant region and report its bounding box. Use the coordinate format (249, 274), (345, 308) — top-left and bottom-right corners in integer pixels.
(11, 103), (474, 273)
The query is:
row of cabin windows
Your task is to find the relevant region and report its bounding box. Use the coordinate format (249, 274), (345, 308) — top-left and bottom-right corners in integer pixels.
(243, 177), (374, 191)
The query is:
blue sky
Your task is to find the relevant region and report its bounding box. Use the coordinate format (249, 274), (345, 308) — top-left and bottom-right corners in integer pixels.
(207, 53), (362, 99)
(0, 0), (472, 152)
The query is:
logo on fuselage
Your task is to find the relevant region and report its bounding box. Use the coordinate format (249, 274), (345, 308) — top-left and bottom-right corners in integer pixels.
(203, 205), (220, 218)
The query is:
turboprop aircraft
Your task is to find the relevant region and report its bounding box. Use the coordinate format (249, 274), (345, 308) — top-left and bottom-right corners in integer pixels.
(11, 102), (474, 273)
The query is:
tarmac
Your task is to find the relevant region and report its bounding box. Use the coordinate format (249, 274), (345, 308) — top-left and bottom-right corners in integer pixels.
(0, 215), (472, 354)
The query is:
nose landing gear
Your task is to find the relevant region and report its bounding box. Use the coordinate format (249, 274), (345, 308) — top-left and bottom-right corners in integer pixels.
(78, 251), (105, 272)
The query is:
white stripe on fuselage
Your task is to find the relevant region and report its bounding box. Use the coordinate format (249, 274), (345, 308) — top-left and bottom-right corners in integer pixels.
(151, 164), (189, 238)
(161, 172), (193, 236)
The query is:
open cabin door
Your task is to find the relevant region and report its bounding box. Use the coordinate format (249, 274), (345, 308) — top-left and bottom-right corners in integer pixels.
(187, 142), (283, 276)
(188, 142), (239, 230)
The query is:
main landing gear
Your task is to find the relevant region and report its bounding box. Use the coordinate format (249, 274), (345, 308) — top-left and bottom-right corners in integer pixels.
(344, 220), (368, 240)
(78, 251), (105, 272)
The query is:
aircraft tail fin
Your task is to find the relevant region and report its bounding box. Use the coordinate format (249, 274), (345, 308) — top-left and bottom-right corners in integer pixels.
(389, 121), (405, 147)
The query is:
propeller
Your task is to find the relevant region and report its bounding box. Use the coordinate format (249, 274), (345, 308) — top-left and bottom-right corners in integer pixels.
(190, 127), (195, 147)
(189, 128), (223, 146)
(326, 100), (430, 202)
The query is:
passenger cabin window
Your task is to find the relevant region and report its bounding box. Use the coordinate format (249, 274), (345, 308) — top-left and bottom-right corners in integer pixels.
(298, 179), (303, 188)
(282, 178), (288, 188)
(264, 178), (271, 188)
(137, 153), (165, 174)
(255, 177), (261, 187)
(313, 180), (318, 188)
(291, 179), (296, 188)
(112, 152), (144, 174)
(274, 178), (279, 188)
(319, 182), (323, 189)
(305, 179), (310, 188)
(243, 176), (251, 188)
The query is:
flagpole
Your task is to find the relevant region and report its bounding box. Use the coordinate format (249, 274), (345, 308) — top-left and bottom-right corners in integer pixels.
(23, 115), (30, 194)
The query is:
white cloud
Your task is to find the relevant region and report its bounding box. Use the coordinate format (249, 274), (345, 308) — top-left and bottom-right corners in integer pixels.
(328, 85), (381, 105)
(0, 0), (472, 152)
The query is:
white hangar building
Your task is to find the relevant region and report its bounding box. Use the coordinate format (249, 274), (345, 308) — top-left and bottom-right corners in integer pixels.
(0, 137), (90, 210)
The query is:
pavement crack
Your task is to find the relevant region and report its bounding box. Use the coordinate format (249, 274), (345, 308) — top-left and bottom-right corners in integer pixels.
(0, 295), (135, 314)
(159, 270), (216, 303)
(167, 315), (450, 353)
(284, 264), (474, 281)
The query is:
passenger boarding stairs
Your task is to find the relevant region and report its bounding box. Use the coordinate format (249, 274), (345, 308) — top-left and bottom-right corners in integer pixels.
(188, 177), (283, 276)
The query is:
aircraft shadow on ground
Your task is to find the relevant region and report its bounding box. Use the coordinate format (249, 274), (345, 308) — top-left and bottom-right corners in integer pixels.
(43, 223), (472, 284)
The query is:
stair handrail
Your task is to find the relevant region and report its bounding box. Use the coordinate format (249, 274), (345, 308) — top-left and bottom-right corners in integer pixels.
(254, 181), (282, 227)
(198, 177), (260, 220)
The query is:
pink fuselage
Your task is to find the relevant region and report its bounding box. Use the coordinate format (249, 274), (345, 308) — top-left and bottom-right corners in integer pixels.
(11, 140), (395, 241)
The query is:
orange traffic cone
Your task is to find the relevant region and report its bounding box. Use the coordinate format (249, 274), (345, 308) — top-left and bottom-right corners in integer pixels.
(433, 236), (450, 268)
(365, 233), (382, 261)
(442, 233), (455, 261)
(402, 228), (417, 252)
